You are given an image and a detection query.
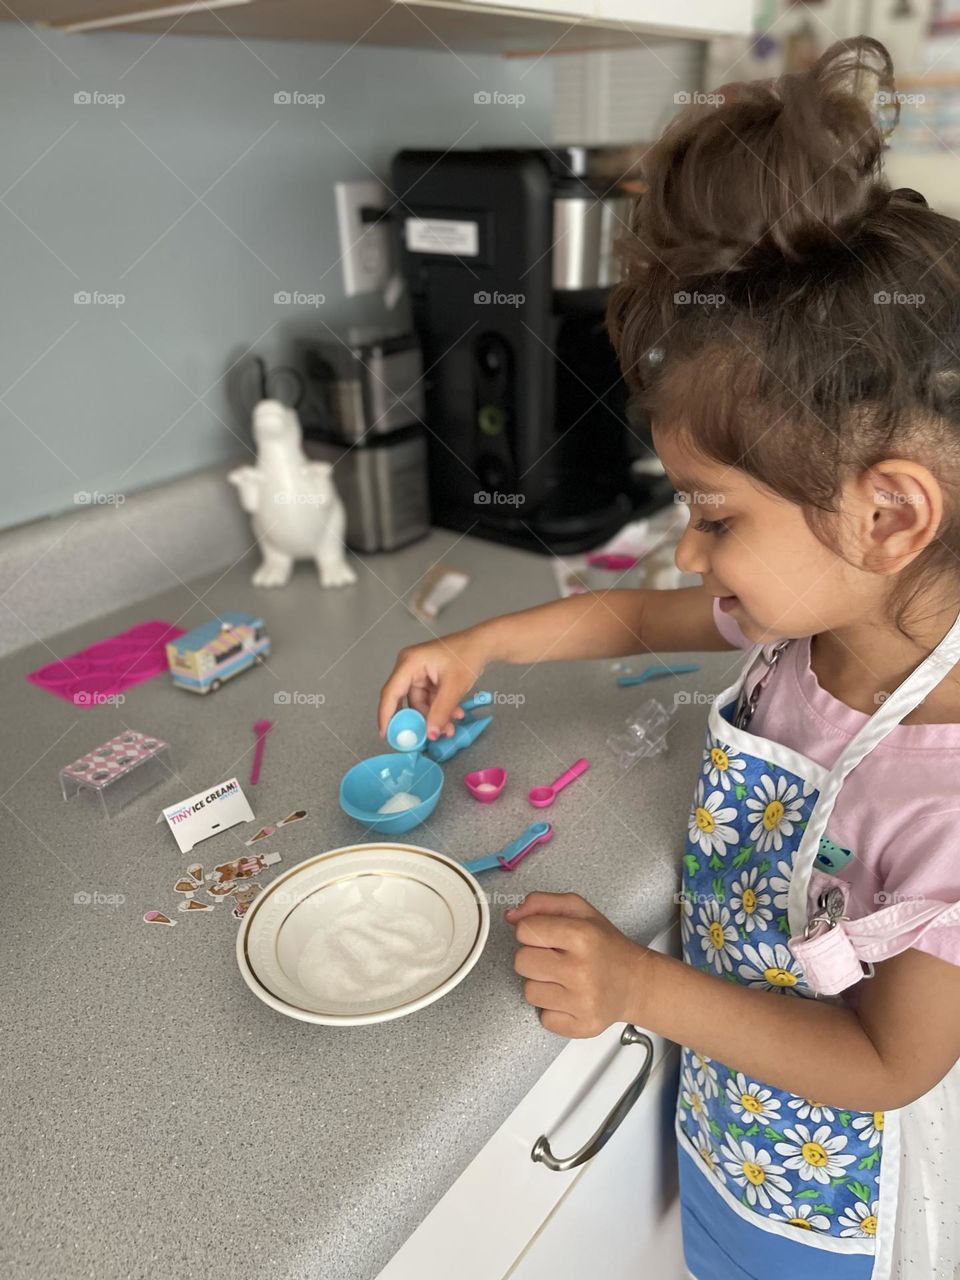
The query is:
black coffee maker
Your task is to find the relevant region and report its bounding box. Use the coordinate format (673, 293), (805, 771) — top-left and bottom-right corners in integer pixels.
(389, 145), (667, 554)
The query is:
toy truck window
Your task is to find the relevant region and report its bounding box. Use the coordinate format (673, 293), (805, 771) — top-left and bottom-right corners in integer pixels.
(215, 642), (243, 665)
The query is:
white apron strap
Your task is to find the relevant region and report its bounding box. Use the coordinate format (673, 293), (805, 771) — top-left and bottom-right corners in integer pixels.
(787, 603), (960, 941)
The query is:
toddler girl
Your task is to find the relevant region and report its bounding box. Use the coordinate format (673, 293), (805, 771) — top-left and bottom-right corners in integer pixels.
(379, 39), (960, 1280)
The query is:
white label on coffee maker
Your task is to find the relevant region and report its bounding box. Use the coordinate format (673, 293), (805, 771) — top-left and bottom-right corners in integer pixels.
(404, 217), (479, 257)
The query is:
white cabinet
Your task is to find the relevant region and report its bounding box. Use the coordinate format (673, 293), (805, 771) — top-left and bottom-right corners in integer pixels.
(45, 0), (752, 50)
(408, 0), (754, 39)
(511, 1045), (683, 1280)
(376, 925), (684, 1280)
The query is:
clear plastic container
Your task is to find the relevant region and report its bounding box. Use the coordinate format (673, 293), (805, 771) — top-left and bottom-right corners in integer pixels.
(606, 698), (672, 768)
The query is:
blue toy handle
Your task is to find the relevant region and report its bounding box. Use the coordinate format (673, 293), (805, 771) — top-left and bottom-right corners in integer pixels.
(464, 821), (553, 874)
(460, 691), (493, 712)
(463, 853), (506, 874)
(617, 662), (700, 688)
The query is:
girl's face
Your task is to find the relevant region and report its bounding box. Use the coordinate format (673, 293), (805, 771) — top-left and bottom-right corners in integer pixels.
(652, 426), (878, 643)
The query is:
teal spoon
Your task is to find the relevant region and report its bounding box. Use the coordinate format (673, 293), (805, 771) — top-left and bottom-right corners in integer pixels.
(617, 662), (700, 688)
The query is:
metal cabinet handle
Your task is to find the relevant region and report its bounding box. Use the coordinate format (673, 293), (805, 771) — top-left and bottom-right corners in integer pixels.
(530, 1025), (655, 1172)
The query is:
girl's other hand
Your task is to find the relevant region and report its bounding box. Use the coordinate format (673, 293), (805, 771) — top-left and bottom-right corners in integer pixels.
(505, 892), (652, 1038)
(377, 630), (490, 741)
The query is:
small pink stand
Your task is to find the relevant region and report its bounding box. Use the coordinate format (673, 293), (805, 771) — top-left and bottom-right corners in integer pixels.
(60, 730), (173, 818)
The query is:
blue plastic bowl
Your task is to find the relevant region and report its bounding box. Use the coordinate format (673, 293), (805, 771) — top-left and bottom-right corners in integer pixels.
(339, 752), (444, 834)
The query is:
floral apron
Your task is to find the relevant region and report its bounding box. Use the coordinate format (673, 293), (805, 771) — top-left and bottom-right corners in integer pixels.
(675, 609), (960, 1280)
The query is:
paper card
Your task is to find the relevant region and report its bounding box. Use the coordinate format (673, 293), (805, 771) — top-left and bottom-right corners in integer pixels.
(158, 778), (255, 854)
(143, 910), (175, 926)
(277, 809), (306, 827)
(231, 882), (262, 921)
(210, 851), (280, 884)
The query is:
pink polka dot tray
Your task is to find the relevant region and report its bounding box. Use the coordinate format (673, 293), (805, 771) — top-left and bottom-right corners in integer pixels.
(60, 730), (173, 818)
(61, 730), (169, 788)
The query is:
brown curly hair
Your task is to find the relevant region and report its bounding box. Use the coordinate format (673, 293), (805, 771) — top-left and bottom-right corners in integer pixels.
(606, 37), (960, 638)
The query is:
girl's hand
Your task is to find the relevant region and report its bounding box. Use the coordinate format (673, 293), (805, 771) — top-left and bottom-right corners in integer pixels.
(505, 892), (651, 1038)
(377, 629), (491, 741)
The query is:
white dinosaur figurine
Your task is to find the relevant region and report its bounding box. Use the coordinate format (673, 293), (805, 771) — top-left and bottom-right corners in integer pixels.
(229, 399), (357, 589)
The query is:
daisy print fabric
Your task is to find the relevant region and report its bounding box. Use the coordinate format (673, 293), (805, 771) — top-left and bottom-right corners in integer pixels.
(676, 725), (886, 1244)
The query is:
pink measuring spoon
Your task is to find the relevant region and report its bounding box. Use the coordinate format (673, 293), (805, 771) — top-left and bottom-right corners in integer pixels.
(250, 719), (273, 786)
(527, 757), (590, 808)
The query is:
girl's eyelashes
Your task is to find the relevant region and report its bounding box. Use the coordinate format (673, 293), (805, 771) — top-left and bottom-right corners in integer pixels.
(693, 516), (730, 536)
(674, 491), (731, 535)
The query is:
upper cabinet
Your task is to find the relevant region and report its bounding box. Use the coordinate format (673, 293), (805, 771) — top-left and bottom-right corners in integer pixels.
(26, 0), (754, 53)
(415, 0), (754, 40)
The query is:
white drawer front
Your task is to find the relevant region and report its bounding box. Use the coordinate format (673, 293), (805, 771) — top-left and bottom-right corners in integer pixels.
(376, 924), (681, 1280)
(508, 1047), (682, 1279)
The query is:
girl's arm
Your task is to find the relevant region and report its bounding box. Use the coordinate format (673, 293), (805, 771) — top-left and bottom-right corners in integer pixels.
(379, 584), (732, 738)
(507, 892), (960, 1112)
(484, 584), (733, 665)
(635, 938), (960, 1111)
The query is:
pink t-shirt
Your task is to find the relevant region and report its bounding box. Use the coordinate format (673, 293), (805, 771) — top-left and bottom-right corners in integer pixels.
(712, 598), (960, 967)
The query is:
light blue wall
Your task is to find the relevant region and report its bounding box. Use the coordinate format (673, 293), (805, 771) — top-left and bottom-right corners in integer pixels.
(0, 24), (553, 530)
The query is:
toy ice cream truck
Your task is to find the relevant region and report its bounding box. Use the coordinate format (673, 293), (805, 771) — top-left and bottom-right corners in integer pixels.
(166, 612), (270, 694)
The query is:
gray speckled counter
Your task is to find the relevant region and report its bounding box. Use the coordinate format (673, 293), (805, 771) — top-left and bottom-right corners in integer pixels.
(0, 529), (744, 1280)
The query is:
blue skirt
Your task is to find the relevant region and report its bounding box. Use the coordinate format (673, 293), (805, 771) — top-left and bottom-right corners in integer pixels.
(678, 1143), (875, 1280)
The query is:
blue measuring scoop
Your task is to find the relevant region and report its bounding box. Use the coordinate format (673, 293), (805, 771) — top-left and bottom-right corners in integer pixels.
(459, 691), (493, 711)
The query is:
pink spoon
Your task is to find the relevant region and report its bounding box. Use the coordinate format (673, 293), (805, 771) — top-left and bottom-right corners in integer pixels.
(527, 757), (590, 808)
(250, 719), (273, 786)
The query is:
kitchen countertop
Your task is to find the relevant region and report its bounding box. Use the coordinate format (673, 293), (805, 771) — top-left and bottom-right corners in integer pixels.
(0, 528), (745, 1280)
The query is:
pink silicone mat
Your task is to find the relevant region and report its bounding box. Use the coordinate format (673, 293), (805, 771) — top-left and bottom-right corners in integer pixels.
(26, 620), (186, 706)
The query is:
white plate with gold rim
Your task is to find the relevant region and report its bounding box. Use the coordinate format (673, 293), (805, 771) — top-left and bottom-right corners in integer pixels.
(236, 842), (489, 1025)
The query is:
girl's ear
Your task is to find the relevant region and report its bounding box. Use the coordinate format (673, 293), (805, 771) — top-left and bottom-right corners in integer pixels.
(861, 460), (944, 573)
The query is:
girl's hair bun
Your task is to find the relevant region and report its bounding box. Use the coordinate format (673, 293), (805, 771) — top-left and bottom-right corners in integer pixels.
(629, 37), (896, 279)
(606, 37), (960, 638)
